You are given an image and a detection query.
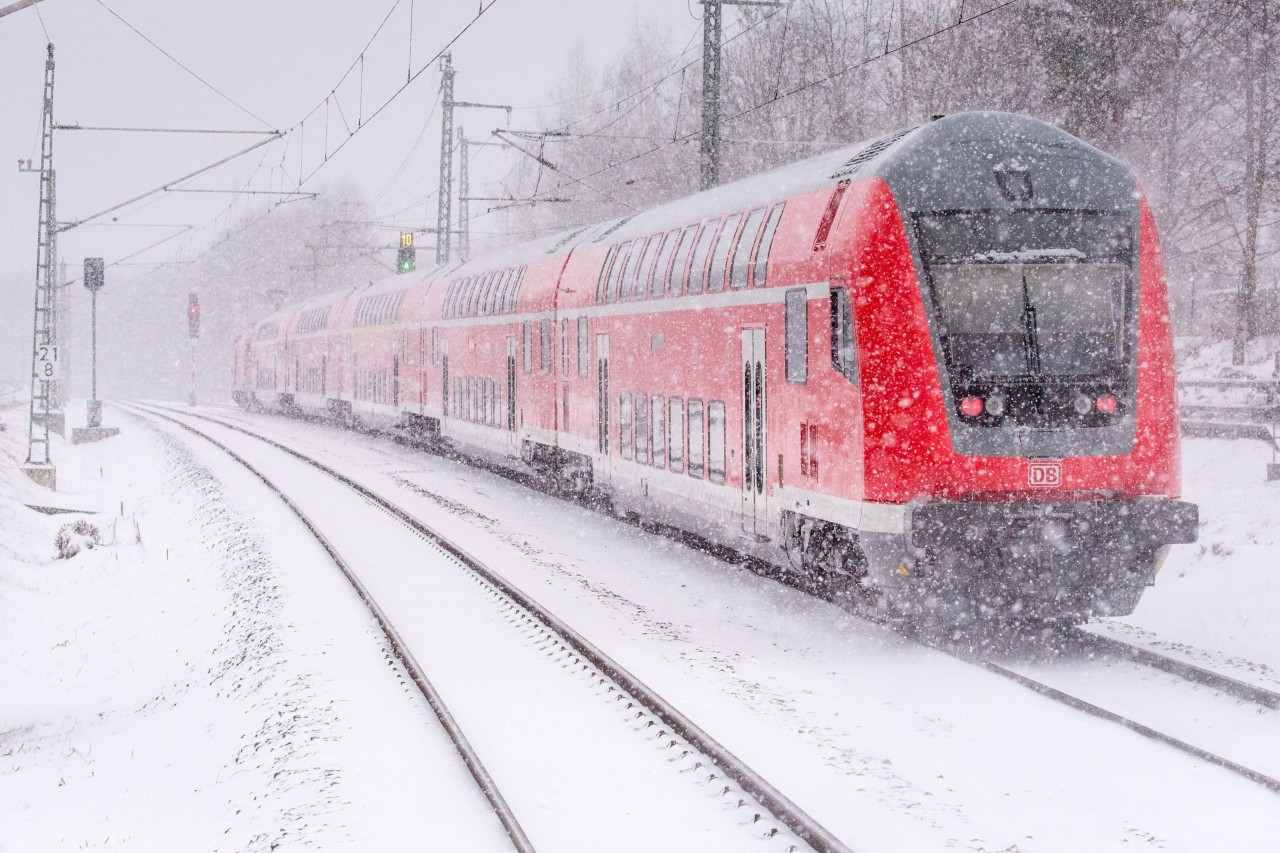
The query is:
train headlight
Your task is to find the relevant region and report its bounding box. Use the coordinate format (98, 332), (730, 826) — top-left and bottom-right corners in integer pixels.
(960, 396), (983, 417)
(1073, 393), (1092, 415)
(1096, 394), (1117, 414)
(986, 394), (1005, 417)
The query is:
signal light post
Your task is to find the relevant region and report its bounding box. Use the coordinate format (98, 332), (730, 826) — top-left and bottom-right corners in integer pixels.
(84, 257), (104, 427)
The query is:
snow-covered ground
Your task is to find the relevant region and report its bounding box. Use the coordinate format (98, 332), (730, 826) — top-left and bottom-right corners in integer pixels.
(3, 393), (1278, 852)
(0, 401), (511, 851)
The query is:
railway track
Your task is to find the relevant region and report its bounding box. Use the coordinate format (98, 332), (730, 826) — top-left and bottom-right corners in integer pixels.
(122, 401), (851, 853)
(894, 620), (1280, 795)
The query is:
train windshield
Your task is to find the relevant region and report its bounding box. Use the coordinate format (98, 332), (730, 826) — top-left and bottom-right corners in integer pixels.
(916, 210), (1133, 379)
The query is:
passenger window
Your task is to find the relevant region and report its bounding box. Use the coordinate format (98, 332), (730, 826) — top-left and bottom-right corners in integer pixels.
(731, 208), (765, 289)
(669, 226), (698, 296)
(597, 246), (619, 303)
(577, 316), (589, 377)
(687, 222), (719, 295)
(634, 393), (649, 464)
(652, 395), (666, 468)
(669, 397), (684, 472)
(620, 393), (634, 459)
(540, 319), (552, 373)
(708, 401), (726, 484)
(650, 232), (676, 298)
(607, 242), (632, 303)
(830, 287), (860, 386)
(431, 327), (439, 365)
(620, 240), (644, 300)
(635, 236), (659, 300)
(505, 267), (525, 313)
(489, 270), (510, 315)
(708, 213), (741, 293)
(522, 321), (532, 374)
(687, 398), (705, 478)
(786, 289), (809, 384)
(754, 204), (784, 287)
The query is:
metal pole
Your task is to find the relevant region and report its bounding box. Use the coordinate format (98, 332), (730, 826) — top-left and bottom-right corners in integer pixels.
(437, 54), (455, 265)
(458, 126), (470, 261)
(91, 289), (97, 401)
(26, 43), (57, 478)
(189, 337), (196, 407)
(700, 0), (723, 190)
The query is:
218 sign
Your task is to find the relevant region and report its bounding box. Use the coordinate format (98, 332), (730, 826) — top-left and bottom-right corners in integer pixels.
(36, 344), (59, 380)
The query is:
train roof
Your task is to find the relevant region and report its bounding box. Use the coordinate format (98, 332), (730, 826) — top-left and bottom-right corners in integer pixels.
(306, 111), (1130, 309)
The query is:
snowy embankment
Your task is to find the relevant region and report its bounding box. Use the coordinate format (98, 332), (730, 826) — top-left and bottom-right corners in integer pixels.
(0, 401), (506, 851)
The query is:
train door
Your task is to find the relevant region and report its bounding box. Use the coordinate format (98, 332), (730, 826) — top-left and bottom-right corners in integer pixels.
(507, 338), (517, 432)
(596, 334), (611, 484)
(442, 353), (450, 419)
(741, 328), (767, 536)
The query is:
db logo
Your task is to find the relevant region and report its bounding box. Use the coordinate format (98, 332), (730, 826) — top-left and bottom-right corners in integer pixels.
(1028, 460), (1062, 488)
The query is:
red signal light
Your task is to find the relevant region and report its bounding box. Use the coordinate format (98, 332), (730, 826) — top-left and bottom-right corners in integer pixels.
(1096, 394), (1117, 414)
(960, 396), (983, 417)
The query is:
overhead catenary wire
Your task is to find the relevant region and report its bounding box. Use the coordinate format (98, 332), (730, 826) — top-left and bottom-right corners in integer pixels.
(93, 0), (275, 129)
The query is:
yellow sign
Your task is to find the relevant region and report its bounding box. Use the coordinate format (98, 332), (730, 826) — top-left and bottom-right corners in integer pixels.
(400, 232), (414, 248)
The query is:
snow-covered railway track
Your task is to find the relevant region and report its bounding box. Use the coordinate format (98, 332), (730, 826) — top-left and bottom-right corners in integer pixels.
(894, 623), (1280, 795)
(124, 402), (850, 853)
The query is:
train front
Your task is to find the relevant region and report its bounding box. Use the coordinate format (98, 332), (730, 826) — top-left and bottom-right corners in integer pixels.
(850, 112), (1197, 620)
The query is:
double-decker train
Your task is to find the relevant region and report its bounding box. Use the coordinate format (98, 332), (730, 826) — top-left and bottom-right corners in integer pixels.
(234, 111), (1197, 621)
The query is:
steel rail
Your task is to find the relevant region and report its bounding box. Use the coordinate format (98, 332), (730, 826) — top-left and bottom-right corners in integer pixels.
(136, 402), (855, 853)
(120, 402), (537, 853)
(1071, 629), (1280, 711)
(895, 625), (1280, 796)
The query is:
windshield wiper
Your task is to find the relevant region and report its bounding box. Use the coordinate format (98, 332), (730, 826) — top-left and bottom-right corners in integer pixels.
(1020, 273), (1042, 376)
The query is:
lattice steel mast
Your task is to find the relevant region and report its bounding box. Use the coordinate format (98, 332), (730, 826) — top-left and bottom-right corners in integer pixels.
(26, 43), (58, 481)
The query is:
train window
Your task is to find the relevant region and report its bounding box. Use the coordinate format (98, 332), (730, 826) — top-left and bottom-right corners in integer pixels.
(577, 317), (589, 377)
(635, 236), (659, 300)
(474, 273), (492, 316)
(522, 322), (532, 374)
(502, 267), (521, 314)
(687, 398), (705, 478)
(786, 289), (809, 384)
(560, 318), (570, 375)
(830, 287), (860, 386)
(669, 225), (698, 296)
(754, 204), (785, 287)
(708, 213), (741, 293)
(652, 395), (666, 469)
(619, 392), (634, 459)
(607, 241), (633, 303)
(540, 319), (552, 373)
(597, 246), (619, 303)
(489, 378), (499, 425)
(634, 393), (649, 464)
(732, 208), (766, 289)
(431, 327), (439, 365)
(669, 397), (684, 472)
(620, 239), (645, 300)
(485, 270), (507, 315)
(648, 232), (672, 298)
(687, 222), (719, 295)
(708, 401), (726, 484)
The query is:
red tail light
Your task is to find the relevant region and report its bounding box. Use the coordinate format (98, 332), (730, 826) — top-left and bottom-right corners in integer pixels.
(1096, 394), (1117, 413)
(960, 397), (983, 417)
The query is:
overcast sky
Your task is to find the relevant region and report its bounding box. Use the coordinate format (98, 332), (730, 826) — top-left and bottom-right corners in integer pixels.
(0, 0), (701, 286)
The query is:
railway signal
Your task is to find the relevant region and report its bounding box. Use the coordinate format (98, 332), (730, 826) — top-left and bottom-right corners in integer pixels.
(84, 257), (105, 427)
(397, 232), (416, 273)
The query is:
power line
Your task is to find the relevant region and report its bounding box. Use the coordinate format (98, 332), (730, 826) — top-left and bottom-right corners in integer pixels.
(93, 0), (275, 129)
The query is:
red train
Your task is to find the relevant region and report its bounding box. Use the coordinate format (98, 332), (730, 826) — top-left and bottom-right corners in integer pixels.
(234, 111), (1197, 621)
